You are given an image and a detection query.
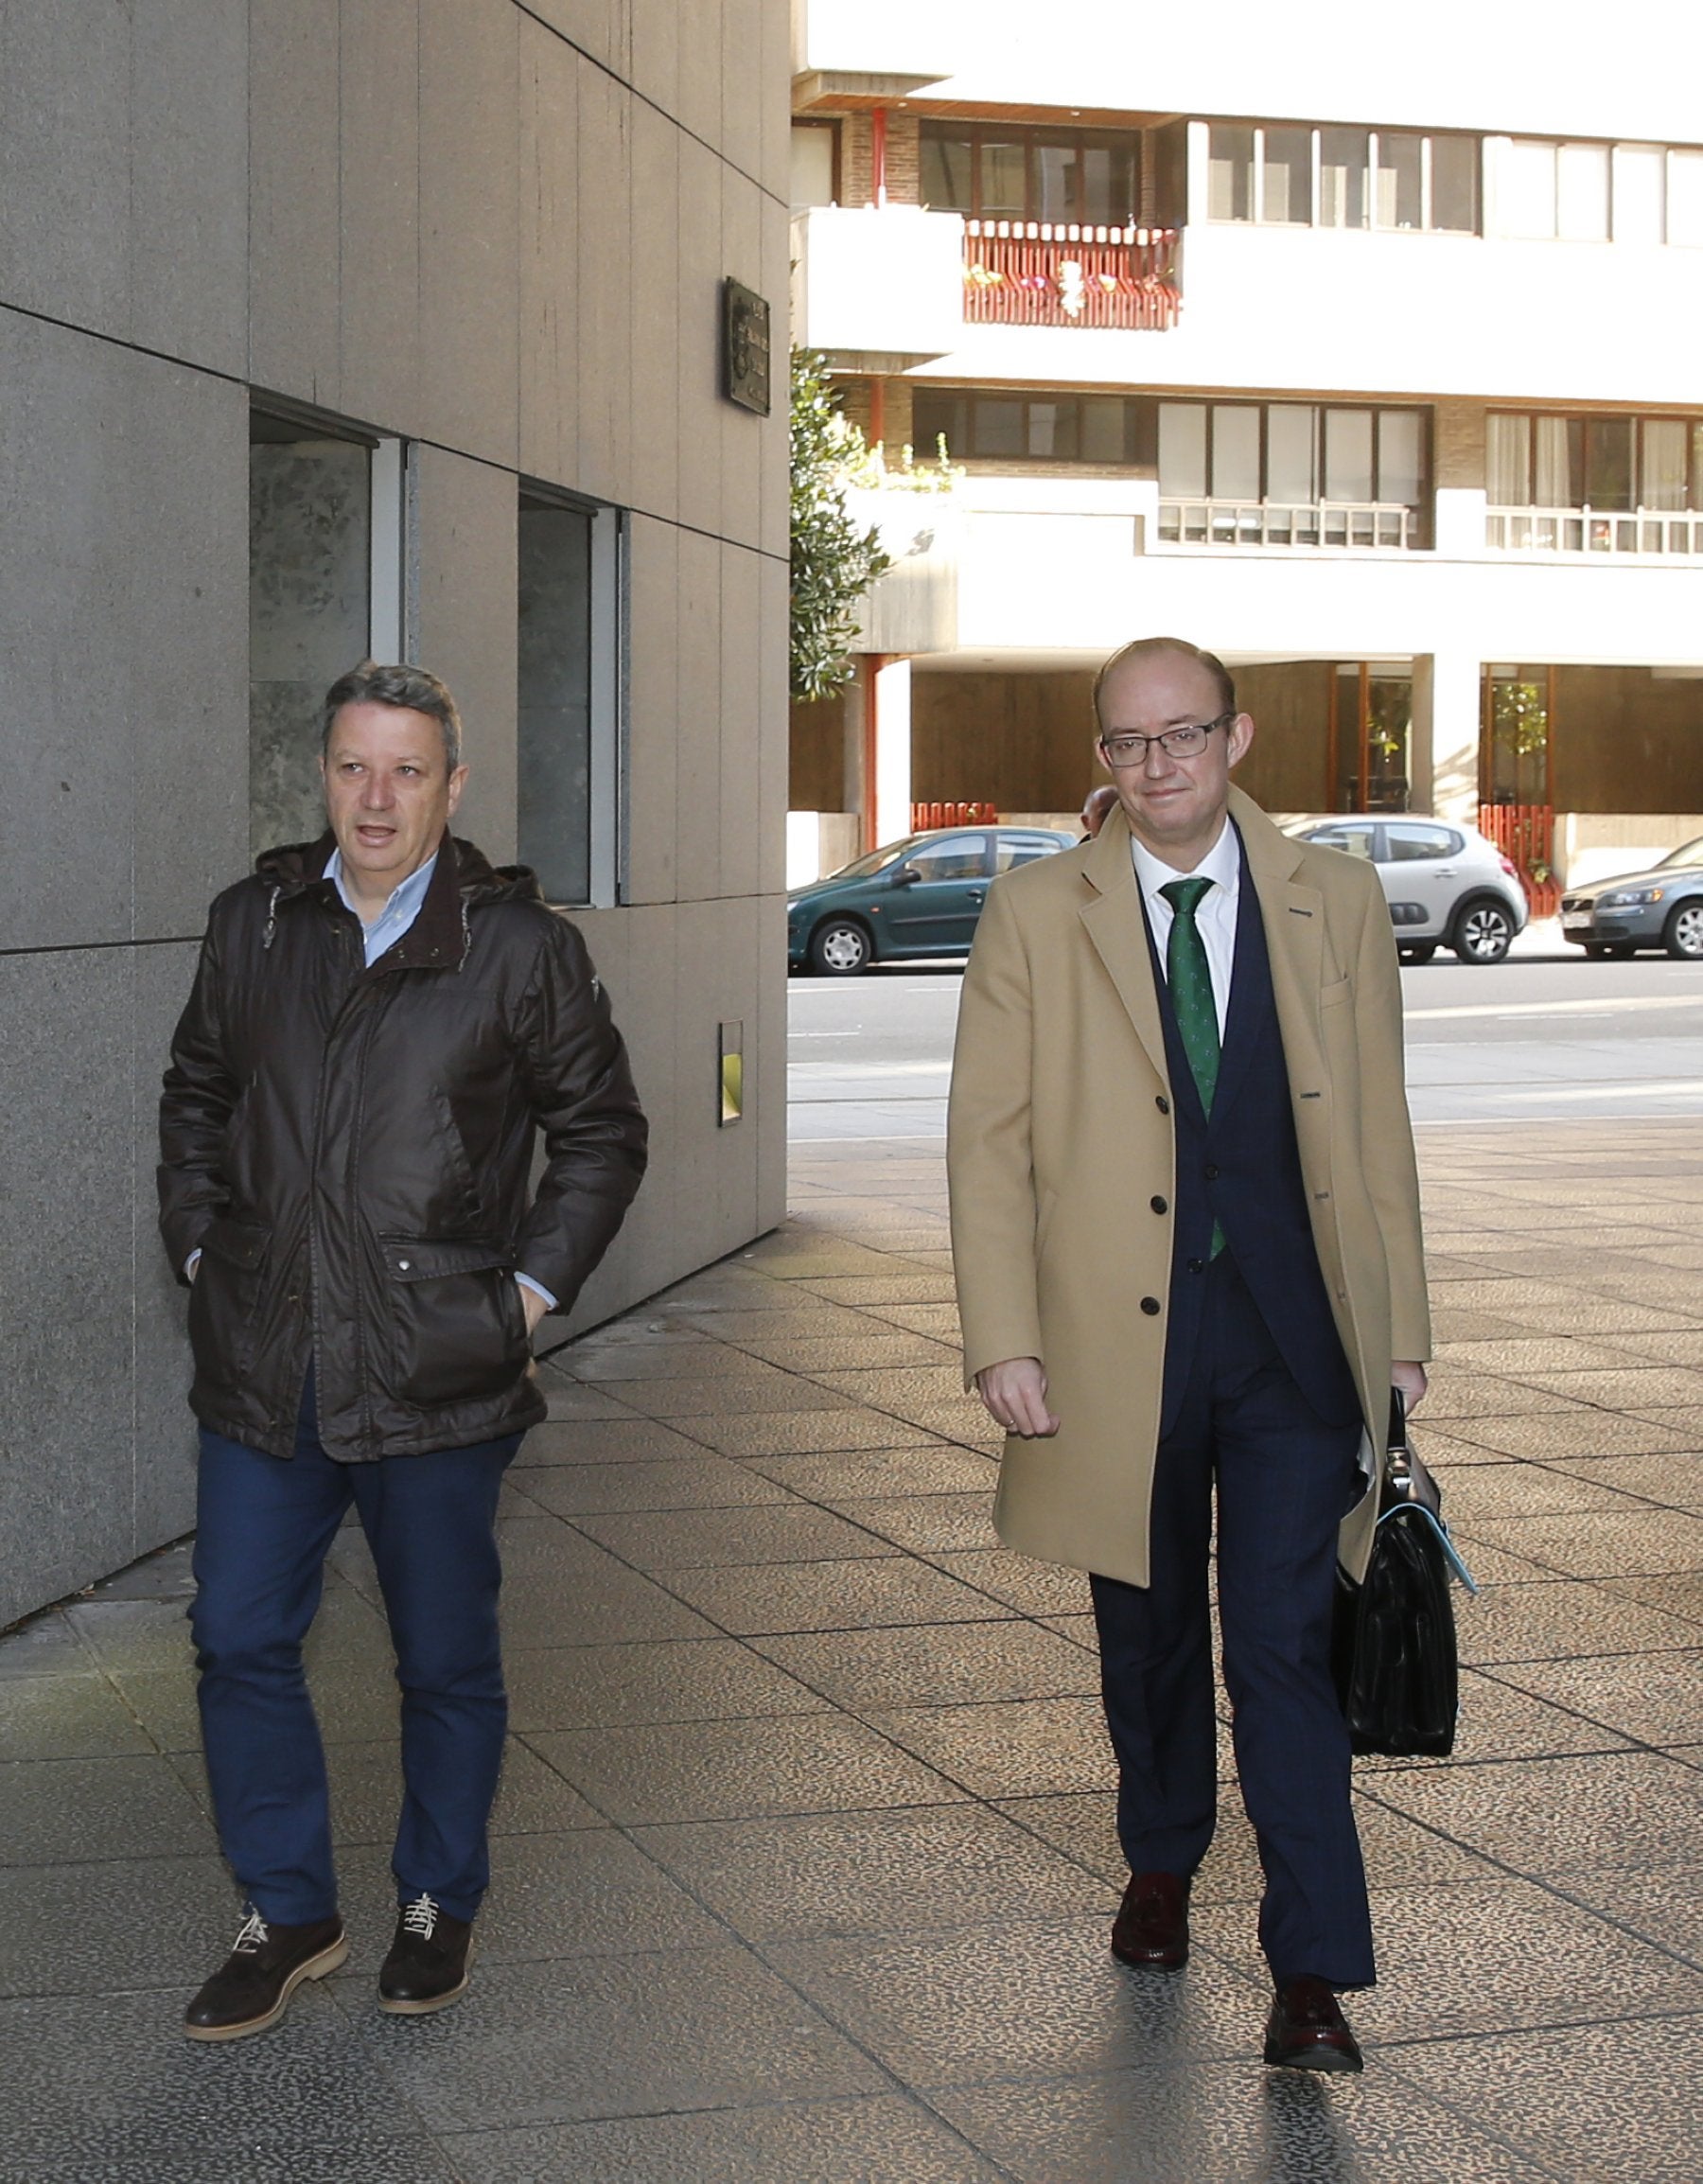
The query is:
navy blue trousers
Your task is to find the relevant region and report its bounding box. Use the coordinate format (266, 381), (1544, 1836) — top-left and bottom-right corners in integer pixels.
(190, 1382), (520, 1926)
(1090, 1253), (1375, 1989)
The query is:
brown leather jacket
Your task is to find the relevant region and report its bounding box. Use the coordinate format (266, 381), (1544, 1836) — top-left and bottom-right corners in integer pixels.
(158, 835), (647, 1461)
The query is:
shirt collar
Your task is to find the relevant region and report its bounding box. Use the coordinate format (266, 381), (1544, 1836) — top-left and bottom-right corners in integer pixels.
(1130, 815), (1241, 907)
(324, 846), (440, 929)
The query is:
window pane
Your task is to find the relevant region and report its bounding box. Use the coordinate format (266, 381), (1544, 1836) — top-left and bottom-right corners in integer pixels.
(1158, 402), (1208, 495)
(1324, 409), (1374, 502)
(1261, 127), (1312, 223)
(1266, 404), (1317, 502)
(790, 125), (836, 207)
(518, 502), (594, 905)
(1693, 422), (1703, 510)
(1556, 142), (1609, 241)
(1612, 144), (1664, 243)
(1585, 417), (1634, 509)
(1668, 149), (1703, 246)
(1385, 824), (1458, 861)
(1486, 414), (1532, 504)
(920, 130), (973, 211)
(979, 141), (1027, 219)
(1501, 139), (1557, 238)
(1208, 124), (1254, 220)
(1034, 140), (1077, 223)
(1377, 132), (1423, 229)
(1080, 396), (1130, 463)
(1319, 127), (1368, 228)
(974, 398), (1024, 457)
(907, 835), (987, 881)
(1534, 415), (1572, 504)
(1211, 406), (1261, 500)
(912, 391), (966, 463)
(1378, 412), (1424, 503)
(249, 431), (371, 856)
(1028, 401), (1079, 459)
(1081, 139), (1139, 225)
(1642, 418), (1688, 510)
(1430, 135), (1479, 231)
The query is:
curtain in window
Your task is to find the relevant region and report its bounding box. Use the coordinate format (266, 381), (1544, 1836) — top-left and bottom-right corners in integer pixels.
(1486, 414), (1531, 505)
(1158, 404), (1208, 496)
(1641, 419), (1688, 509)
(1533, 416), (1571, 506)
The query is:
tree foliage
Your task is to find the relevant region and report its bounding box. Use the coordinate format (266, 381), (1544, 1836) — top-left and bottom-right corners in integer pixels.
(789, 348), (890, 702)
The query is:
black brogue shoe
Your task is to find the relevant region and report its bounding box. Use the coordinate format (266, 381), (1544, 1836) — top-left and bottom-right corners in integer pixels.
(1264, 1976), (1365, 2072)
(183, 1907), (348, 2041)
(1111, 1870), (1190, 1970)
(377, 1893), (475, 2016)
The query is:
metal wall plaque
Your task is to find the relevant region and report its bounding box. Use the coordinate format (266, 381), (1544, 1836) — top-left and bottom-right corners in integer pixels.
(722, 280), (772, 416)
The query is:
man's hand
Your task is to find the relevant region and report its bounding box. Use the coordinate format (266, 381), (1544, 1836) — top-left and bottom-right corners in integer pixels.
(1392, 1361), (1428, 1414)
(976, 1357), (1061, 1437)
(518, 1281), (550, 1338)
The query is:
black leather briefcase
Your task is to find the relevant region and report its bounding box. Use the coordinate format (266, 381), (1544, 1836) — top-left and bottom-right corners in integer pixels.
(1332, 1392), (1475, 1759)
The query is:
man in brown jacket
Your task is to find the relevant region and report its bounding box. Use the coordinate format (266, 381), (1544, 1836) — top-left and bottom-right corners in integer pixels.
(948, 637), (1430, 2072)
(160, 662), (646, 2040)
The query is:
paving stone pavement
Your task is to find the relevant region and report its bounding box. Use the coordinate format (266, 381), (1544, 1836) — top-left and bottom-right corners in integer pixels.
(3, 1120), (1701, 2181)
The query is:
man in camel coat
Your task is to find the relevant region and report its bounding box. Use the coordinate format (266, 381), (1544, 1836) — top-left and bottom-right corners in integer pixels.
(947, 636), (1430, 2073)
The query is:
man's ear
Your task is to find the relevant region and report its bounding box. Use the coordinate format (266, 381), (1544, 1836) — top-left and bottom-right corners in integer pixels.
(1226, 713), (1255, 767)
(446, 764), (470, 816)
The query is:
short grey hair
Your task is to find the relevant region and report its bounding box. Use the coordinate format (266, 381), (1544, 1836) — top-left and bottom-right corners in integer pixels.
(322, 660), (464, 773)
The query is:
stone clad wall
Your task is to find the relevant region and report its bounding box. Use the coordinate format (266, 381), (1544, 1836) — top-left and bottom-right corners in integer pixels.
(0, 0), (790, 1625)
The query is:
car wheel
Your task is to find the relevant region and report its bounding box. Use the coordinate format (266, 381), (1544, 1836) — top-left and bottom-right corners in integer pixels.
(1663, 900), (1703, 960)
(1397, 942), (1438, 964)
(1583, 942), (1634, 960)
(809, 918), (873, 976)
(1449, 897), (1514, 963)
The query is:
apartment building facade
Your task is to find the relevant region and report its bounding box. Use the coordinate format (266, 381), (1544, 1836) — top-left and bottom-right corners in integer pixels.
(787, 0), (1703, 896)
(0, 0), (790, 1625)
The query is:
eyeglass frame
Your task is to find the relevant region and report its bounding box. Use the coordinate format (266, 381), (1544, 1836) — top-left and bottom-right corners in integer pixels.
(1097, 712), (1238, 768)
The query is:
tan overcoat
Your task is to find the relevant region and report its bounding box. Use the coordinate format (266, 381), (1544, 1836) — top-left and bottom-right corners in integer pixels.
(946, 786), (1431, 1589)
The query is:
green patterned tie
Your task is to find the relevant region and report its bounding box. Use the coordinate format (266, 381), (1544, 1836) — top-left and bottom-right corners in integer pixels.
(1160, 876), (1224, 1258)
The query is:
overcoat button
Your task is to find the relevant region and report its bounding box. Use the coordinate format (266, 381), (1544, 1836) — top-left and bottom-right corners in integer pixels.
(1188, 1259), (1204, 1275)
(1203, 1163), (1220, 1181)
(1150, 1195), (1168, 1214)
(1155, 1095), (1170, 1115)
(1140, 1295), (1161, 1316)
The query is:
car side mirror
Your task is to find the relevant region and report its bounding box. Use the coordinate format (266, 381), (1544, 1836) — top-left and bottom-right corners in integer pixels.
(890, 866), (921, 887)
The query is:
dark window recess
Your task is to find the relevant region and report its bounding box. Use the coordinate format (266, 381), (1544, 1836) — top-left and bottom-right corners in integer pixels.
(913, 388), (1145, 467)
(922, 121), (1143, 225)
(517, 494), (594, 906)
(1157, 399), (1431, 517)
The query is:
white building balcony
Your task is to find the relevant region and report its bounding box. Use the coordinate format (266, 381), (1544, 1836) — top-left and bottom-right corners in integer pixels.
(962, 221), (1180, 331)
(789, 205), (964, 367)
(1485, 506), (1703, 557)
(1159, 499), (1419, 551)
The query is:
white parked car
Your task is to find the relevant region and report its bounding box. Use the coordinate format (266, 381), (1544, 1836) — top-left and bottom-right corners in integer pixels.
(1283, 817), (1529, 963)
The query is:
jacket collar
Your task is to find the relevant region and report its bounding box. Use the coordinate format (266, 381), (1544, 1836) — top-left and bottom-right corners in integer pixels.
(252, 833), (544, 974)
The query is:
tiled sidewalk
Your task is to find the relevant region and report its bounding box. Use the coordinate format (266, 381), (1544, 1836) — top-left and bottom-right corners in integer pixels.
(3, 1123), (1701, 2181)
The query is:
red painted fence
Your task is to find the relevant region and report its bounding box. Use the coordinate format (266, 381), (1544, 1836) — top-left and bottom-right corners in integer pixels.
(963, 222), (1182, 330)
(912, 801), (997, 831)
(1479, 802), (1562, 917)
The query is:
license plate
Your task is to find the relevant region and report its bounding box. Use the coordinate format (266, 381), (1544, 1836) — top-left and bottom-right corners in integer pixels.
(1562, 912), (1592, 931)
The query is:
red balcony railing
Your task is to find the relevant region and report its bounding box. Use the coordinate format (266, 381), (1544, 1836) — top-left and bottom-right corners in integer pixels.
(963, 221), (1181, 329)
(912, 801), (997, 831)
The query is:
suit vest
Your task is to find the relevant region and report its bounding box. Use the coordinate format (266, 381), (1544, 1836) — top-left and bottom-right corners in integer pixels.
(1141, 834), (1361, 1437)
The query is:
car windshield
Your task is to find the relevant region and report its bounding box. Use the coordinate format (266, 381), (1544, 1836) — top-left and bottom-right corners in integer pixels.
(1657, 837), (1703, 870)
(827, 839), (919, 880)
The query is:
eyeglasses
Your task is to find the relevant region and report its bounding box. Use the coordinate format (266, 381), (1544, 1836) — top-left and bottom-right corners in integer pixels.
(1099, 713), (1237, 767)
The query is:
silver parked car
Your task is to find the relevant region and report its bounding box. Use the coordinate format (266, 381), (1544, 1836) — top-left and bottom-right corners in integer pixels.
(1283, 817), (1529, 963)
(1559, 837), (1703, 960)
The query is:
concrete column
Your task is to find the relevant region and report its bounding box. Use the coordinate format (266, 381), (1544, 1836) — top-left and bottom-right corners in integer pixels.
(1413, 649), (1482, 822)
(872, 654), (913, 847)
(843, 664), (868, 837)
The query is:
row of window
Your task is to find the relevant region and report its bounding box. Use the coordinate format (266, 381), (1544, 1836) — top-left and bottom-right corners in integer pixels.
(249, 411), (620, 907)
(1495, 138), (1703, 246)
(1207, 125), (1479, 234)
(919, 123), (1147, 229)
(907, 389), (1703, 518)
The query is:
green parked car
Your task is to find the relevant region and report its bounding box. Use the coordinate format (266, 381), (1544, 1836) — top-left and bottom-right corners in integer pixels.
(787, 825), (1078, 976)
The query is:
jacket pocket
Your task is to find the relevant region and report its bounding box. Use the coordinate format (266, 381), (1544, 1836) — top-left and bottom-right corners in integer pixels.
(378, 1236), (527, 1408)
(186, 1216), (272, 1383)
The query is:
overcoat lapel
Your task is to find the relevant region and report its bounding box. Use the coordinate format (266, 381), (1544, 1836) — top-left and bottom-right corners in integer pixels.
(1229, 785), (1328, 1098)
(1078, 812), (1169, 1086)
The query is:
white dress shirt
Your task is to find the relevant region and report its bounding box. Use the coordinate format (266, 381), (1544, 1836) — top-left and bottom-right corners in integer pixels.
(1131, 818), (1241, 1038)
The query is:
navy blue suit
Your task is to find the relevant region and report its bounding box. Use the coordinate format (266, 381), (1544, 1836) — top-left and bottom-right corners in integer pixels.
(1090, 837), (1377, 1989)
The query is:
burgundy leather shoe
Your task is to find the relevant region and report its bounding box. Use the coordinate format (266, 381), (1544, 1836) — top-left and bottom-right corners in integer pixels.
(1111, 1870), (1189, 1969)
(1263, 1976), (1364, 2072)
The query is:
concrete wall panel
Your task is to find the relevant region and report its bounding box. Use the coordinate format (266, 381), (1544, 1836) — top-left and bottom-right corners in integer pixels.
(719, 545), (764, 898)
(340, 0), (422, 432)
(673, 527), (724, 901)
(518, 20), (581, 487)
(420, 0), (520, 467)
(248, 0), (343, 405)
(131, 0), (249, 375)
(574, 66), (635, 506)
(413, 445), (520, 859)
(627, 100), (682, 524)
(625, 516), (681, 902)
(0, 0), (131, 339)
(525, 0), (630, 79)
(630, 0), (679, 121)
(675, 135), (725, 539)
(132, 945), (202, 1559)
